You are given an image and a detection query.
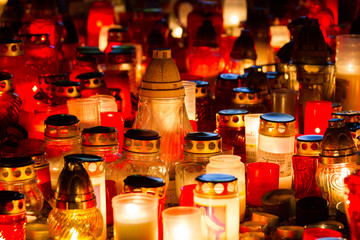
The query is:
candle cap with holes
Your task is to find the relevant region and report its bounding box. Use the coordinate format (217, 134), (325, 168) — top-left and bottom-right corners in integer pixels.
(216, 73), (240, 91)
(320, 118), (357, 163)
(193, 80), (209, 98)
(216, 109), (248, 128)
(0, 156), (37, 182)
(82, 126), (118, 146)
(296, 135), (323, 156)
(232, 87), (263, 105)
(140, 48), (184, 98)
(332, 110), (360, 123)
(123, 129), (160, 153)
(123, 175), (166, 198)
(194, 173), (238, 198)
(54, 154), (97, 210)
(0, 39), (24, 56)
(18, 33), (50, 45)
(0, 71), (13, 93)
(184, 132), (222, 154)
(78, 154), (104, 177)
(76, 72), (106, 89)
(51, 80), (81, 99)
(44, 114), (80, 138)
(0, 190), (25, 215)
(259, 112), (296, 137)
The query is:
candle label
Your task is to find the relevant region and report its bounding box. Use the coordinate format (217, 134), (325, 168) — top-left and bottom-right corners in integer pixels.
(245, 130), (258, 163)
(195, 203), (226, 240)
(257, 150), (292, 177)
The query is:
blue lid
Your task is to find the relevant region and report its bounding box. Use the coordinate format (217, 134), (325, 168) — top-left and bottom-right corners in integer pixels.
(218, 109), (248, 115)
(185, 132), (220, 141)
(260, 112), (295, 123)
(218, 73), (240, 81)
(233, 87), (261, 93)
(297, 134), (323, 142)
(193, 80), (209, 87)
(196, 173), (237, 183)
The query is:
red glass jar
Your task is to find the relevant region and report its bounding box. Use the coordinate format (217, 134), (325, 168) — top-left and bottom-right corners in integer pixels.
(70, 56), (99, 81)
(344, 169), (360, 240)
(104, 27), (131, 54)
(193, 80), (213, 131)
(50, 80), (80, 106)
(292, 134), (323, 199)
(214, 73), (240, 115)
(86, 0), (115, 47)
(231, 87), (267, 113)
(0, 39), (27, 99)
(76, 72), (108, 98)
(81, 126), (121, 226)
(0, 191), (26, 240)
(215, 109), (248, 162)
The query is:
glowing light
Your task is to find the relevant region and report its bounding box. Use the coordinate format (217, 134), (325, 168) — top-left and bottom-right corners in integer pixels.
(315, 127), (321, 134)
(229, 15), (240, 26)
(173, 224), (190, 240)
(96, 20), (103, 28)
(32, 85), (38, 93)
(70, 228), (79, 240)
(125, 203), (140, 216)
(171, 27), (183, 39)
(347, 64), (356, 73)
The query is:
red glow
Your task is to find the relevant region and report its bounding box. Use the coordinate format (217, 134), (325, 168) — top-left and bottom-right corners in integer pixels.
(304, 101), (333, 135)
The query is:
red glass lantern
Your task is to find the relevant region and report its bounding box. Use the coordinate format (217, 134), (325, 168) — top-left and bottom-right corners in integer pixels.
(76, 72), (108, 98)
(0, 191), (26, 240)
(344, 169), (360, 240)
(86, 0), (115, 47)
(304, 100), (333, 135)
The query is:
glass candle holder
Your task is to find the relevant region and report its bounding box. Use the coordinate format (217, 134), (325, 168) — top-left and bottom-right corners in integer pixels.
(344, 169), (360, 240)
(194, 173), (239, 240)
(293, 135), (323, 199)
(302, 228), (342, 240)
(183, 81), (197, 130)
(206, 155), (246, 222)
(261, 189), (296, 220)
(258, 112), (296, 189)
(296, 196), (329, 226)
(304, 101), (333, 135)
(244, 114), (262, 164)
(67, 97), (101, 130)
(246, 162), (280, 207)
(231, 87), (267, 114)
(193, 80), (212, 132)
(335, 35), (360, 111)
(112, 193), (158, 240)
(162, 206), (204, 240)
(0, 191), (26, 240)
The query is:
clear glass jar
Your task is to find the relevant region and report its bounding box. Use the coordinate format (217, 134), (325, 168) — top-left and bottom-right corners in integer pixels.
(0, 157), (44, 222)
(44, 114), (82, 189)
(0, 191), (26, 240)
(81, 126), (121, 227)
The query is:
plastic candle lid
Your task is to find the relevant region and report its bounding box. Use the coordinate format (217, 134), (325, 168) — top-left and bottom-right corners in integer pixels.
(260, 112), (295, 123)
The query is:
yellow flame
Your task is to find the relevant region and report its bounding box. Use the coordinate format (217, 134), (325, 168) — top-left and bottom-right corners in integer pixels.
(32, 85), (38, 92)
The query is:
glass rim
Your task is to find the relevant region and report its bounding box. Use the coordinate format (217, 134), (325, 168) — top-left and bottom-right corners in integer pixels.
(162, 206), (202, 219)
(111, 193), (158, 207)
(336, 34), (360, 40)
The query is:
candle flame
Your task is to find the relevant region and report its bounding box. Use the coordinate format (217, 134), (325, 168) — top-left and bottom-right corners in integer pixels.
(70, 228), (79, 240)
(315, 127), (321, 134)
(32, 85), (38, 92)
(171, 27), (183, 39)
(125, 203), (140, 215)
(173, 224), (190, 240)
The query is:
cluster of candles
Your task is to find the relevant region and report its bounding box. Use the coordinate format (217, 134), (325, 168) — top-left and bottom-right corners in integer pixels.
(1, 0), (360, 240)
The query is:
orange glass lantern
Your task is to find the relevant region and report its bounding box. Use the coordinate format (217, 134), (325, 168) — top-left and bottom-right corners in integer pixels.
(86, 0), (115, 47)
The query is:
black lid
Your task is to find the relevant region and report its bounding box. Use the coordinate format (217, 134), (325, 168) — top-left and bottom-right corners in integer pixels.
(65, 154), (103, 163)
(0, 38), (22, 44)
(230, 29), (257, 60)
(193, 80), (209, 87)
(196, 173), (237, 183)
(0, 71), (12, 80)
(108, 27), (128, 33)
(44, 114), (79, 126)
(109, 45), (135, 55)
(218, 73), (240, 81)
(0, 190), (25, 201)
(82, 126), (116, 134)
(51, 80), (80, 87)
(329, 118), (344, 123)
(346, 122), (360, 132)
(260, 112), (295, 123)
(39, 73), (68, 82)
(218, 109), (249, 115)
(243, 66), (269, 90)
(75, 72), (104, 80)
(297, 134), (323, 142)
(185, 132), (221, 141)
(194, 20), (218, 48)
(124, 175), (165, 188)
(233, 87), (261, 93)
(124, 129), (160, 141)
(76, 46), (100, 53)
(0, 156), (35, 168)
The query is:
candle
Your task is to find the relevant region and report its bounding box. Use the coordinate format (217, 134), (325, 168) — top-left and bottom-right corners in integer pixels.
(261, 189), (296, 220)
(244, 114), (262, 164)
(162, 207), (204, 240)
(296, 196), (329, 226)
(67, 98), (101, 130)
(112, 193), (158, 240)
(304, 101), (333, 135)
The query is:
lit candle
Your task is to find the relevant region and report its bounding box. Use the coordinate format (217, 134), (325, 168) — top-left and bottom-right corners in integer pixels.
(112, 194), (158, 240)
(162, 207), (204, 240)
(244, 114), (262, 164)
(335, 35), (360, 111)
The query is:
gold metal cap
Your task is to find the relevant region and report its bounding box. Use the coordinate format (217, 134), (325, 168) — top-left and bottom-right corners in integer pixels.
(240, 221), (268, 233)
(0, 39), (24, 56)
(194, 174), (238, 198)
(332, 102), (342, 113)
(259, 112), (296, 137)
(140, 48), (185, 98)
(333, 110), (360, 123)
(216, 109), (248, 128)
(51, 80), (81, 98)
(76, 72), (106, 89)
(277, 226), (304, 239)
(123, 175), (166, 199)
(0, 157), (36, 182)
(296, 135), (323, 156)
(194, 80), (209, 98)
(0, 191), (25, 215)
(232, 87), (263, 105)
(54, 154), (97, 210)
(123, 129), (161, 153)
(0, 72), (13, 93)
(81, 126), (118, 146)
(184, 132), (222, 154)
(44, 114), (80, 138)
(79, 154), (104, 177)
(320, 118), (357, 163)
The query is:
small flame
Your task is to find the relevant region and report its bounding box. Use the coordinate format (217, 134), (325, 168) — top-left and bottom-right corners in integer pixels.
(171, 27), (183, 39)
(315, 127), (321, 134)
(32, 85), (38, 92)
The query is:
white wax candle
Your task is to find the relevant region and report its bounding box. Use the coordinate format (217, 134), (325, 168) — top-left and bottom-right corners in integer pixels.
(279, 174), (293, 189)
